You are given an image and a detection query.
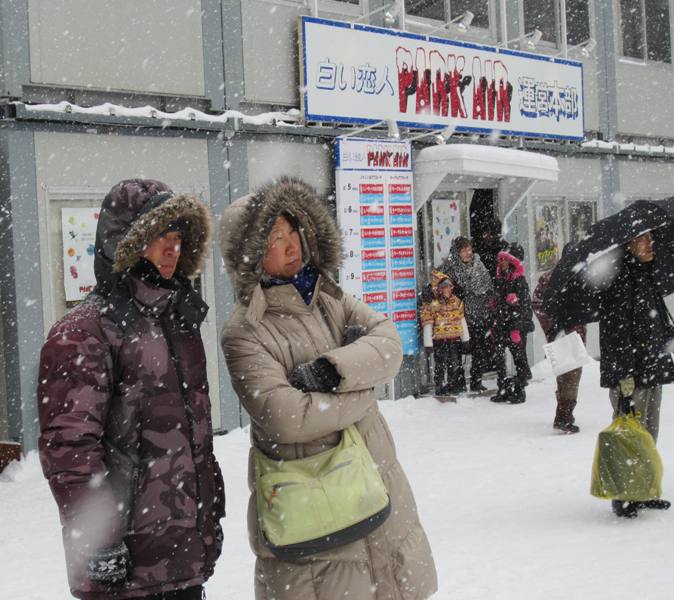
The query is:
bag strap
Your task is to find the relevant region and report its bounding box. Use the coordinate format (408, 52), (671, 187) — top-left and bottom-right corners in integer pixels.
(660, 295), (674, 329)
(617, 391), (635, 416)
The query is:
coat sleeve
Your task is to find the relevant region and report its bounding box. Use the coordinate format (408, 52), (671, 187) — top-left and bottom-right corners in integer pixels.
(503, 279), (534, 333)
(516, 279), (535, 333)
(320, 293), (403, 392)
(599, 275), (635, 385)
(419, 301), (433, 327)
(37, 321), (125, 549)
(222, 321), (381, 444)
(532, 274), (554, 339)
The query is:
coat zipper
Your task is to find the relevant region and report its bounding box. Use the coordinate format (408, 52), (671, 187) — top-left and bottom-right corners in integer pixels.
(159, 316), (202, 526)
(127, 466), (140, 532)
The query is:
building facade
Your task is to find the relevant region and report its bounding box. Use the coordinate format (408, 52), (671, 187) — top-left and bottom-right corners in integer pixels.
(1, 0), (673, 451)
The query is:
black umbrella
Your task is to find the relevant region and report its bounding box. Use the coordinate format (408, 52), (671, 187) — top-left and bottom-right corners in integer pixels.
(541, 198), (674, 328)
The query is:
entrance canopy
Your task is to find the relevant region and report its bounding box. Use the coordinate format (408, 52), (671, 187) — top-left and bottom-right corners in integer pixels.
(413, 144), (559, 217)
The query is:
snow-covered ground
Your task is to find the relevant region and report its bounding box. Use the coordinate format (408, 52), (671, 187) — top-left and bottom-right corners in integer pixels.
(2, 359), (673, 599)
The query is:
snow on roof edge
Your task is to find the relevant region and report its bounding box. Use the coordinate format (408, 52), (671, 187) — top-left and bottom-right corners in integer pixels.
(16, 101), (302, 127)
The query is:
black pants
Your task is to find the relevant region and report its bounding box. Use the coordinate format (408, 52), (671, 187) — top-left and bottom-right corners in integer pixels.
(433, 339), (463, 391)
(494, 335), (531, 387)
(141, 586), (204, 600)
(467, 319), (489, 384)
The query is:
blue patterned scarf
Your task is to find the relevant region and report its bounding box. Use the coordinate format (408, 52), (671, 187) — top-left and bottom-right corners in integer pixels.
(266, 263), (319, 305)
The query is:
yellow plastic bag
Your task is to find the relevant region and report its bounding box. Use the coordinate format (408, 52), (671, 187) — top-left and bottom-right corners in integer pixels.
(591, 413), (663, 501)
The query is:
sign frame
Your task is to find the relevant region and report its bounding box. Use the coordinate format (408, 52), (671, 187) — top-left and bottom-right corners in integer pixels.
(335, 137), (419, 355)
(299, 15), (585, 141)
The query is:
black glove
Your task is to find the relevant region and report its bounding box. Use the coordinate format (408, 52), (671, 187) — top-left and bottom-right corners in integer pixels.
(214, 521), (224, 557)
(86, 542), (130, 584)
(343, 324), (368, 346)
(288, 358), (341, 393)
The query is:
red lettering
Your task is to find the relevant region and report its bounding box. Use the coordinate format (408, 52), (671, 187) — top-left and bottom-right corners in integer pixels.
(362, 271), (387, 282)
(361, 205), (385, 216)
(393, 289), (416, 301)
(361, 228), (386, 238)
(392, 269), (415, 280)
(364, 292), (388, 303)
(390, 205), (412, 215)
(360, 183), (384, 194)
(390, 227), (413, 237)
(362, 249), (386, 260)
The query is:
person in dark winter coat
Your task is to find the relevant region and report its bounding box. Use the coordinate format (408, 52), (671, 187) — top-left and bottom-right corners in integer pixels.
(533, 252), (587, 433)
(220, 178), (437, 600)
(597, 231), (673, 518)
(440, 236), (494, 391)
(473, 217), (509, 283)
(488, 245), (534, 404)
(37, 179), (225, 600)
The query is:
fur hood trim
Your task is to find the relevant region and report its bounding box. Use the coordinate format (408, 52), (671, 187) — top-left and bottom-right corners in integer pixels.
(113, 194), (212, 278)
(219, 178), (343, 304)
(496, 250), (525, 280)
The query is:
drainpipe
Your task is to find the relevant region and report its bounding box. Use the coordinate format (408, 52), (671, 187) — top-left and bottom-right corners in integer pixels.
(499, 0), (507, 45)
(559, 0), (568, 57)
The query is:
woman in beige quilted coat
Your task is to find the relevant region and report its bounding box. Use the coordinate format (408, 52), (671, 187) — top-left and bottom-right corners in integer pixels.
(220, 177), (437, 600)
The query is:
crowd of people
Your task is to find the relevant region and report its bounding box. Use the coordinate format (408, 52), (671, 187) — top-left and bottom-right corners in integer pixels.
(421, 221), (535, 407)
(422, 211), (672, 523)
(34, 176), (672, 600)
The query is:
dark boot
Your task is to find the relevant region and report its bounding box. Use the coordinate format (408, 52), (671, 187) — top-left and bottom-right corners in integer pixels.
(450, 369), (467, 394)
(634, 499), (671, 510)
(553, 392), (579, 433)
(506, 378), (525, 404)
(470, 378), (488, 393)
(490, 378), (510, 403)
(612, 500), (638, 518)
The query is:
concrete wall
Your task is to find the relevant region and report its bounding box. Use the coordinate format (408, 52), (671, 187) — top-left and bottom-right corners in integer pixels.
(28, 0), (206, 97)
(617, 157), (674, 197)
(241, 1), (303, 105)
(530, 156), (603, 198)
(246, 138), (334, 194)
(615, 61), (674, 138)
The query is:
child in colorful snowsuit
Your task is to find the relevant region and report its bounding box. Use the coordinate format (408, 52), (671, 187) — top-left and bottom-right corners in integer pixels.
(421, 270), (468, 396)
(489, 246), (534, 404)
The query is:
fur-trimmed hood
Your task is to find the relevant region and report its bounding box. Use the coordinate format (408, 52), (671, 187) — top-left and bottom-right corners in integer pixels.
(219, 177), (343, 304)
(94, 179), (212, 292)
(496, 250), (525, 281)
(429, 269), (451, 290)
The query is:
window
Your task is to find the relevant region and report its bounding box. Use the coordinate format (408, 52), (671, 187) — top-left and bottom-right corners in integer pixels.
(619, 0), (672, 62)
(565, 0), (590, 46)
(315, 0), (361, 14)
(523, 0), (558, 45)
(406, 0), (489, 29)
(406, 0), (445, 21)
(452, 0), (489, 28)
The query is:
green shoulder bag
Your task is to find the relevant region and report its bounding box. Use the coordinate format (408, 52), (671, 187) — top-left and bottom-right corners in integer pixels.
(253, 424), (391, 560)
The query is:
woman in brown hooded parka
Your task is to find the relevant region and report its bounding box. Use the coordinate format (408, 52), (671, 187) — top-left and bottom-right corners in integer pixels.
(220, 178), (437, 600)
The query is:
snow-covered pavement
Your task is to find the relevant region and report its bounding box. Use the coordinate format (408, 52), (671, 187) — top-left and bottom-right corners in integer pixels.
(2, 359), (673, 599)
